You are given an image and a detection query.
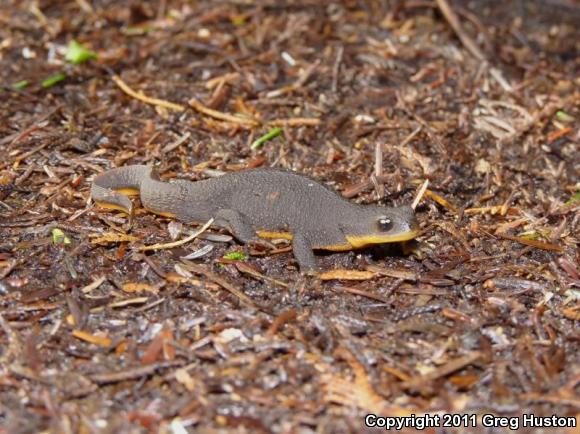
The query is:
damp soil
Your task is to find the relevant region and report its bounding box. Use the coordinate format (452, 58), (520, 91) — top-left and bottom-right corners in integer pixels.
(0, 1), (579, 433)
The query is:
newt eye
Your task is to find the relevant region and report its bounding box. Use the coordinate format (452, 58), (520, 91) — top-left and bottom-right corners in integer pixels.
(377, 217), (393, 232)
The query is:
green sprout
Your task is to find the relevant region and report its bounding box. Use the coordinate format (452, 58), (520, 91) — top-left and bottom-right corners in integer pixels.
(556, 110), (575, 123)
(121, 26), (153, 36)
(223, 251), (248, 261)
(12, 80), (29, 89)
(565, 192), (580, 205)
(52, 228), (71, 245)
(65, 40), (97, 64)
(231, 15), (246, 26)
(41, 72), (67, 88)
(250, 127), (283, 150)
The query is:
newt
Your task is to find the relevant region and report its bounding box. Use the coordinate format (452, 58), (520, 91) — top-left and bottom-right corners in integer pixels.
(91, 165), (418, 271)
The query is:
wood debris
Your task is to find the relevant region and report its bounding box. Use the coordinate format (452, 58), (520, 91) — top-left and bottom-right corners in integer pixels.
(1, 1), (577, 431)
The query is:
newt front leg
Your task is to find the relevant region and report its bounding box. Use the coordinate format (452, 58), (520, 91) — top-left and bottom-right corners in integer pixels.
(291, 232), (319, 273)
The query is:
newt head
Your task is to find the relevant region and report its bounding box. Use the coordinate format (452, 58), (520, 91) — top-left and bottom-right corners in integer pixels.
(342, 205), (419, 249)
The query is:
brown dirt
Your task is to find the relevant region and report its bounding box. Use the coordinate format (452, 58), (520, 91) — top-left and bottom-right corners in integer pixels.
(0, 1), (578, 433)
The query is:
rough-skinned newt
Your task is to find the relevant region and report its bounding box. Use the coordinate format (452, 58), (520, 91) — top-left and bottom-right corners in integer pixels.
(91, 165), (418, 271)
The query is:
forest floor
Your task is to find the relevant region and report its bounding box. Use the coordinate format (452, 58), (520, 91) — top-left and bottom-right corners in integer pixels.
(0, 0), (579, 433)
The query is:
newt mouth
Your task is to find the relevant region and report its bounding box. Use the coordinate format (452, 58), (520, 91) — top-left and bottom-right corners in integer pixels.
(345, 229), (419, 248)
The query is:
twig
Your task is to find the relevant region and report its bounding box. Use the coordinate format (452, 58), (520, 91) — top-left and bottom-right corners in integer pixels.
(411, 179), (429, 210)
(403, 351), (481, 389)
(112, 75), (185, 112)
(75, 0), (93, 13)
(496, 233), (564, 253)
(0, 102), (61, 148)
(139, 218), (214, 251)
(267, 117), (321, 127)
(234, 262), (289, 288)
(332, 45), (344, 93)
(266, 61), (319, 98)
(189, 98), (260, 126)
(341, 173), (397, 199)
(266, 309), (297, 337)
(318, 270), (376, 281)
(396, 92), (446, 153)
(162, 132), (191, 153)
(400, 126), (422, 147)
(488, 67), (513, 92)
(374, 143), (384, 199)
(435, 0), (484, 61)
(8, 120), (49, 147)
(89, 361), (183, 385)
(435, 0), (511, 91)
(464, 205), (519, 216)
(81, 276), (107, 294)
(189, 98), (320, 128)
(12, 141), (52, 166)
(205, 72), (240, 89)
(423, 189), (458, 213)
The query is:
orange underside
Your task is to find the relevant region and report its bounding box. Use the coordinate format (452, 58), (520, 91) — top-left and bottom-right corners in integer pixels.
(97, 187), (176, 218)
(256, 230), (293, 240)
(345, 230), (419, 248)
(256, 231), (418, 251)
(95, 193), (418, 251)
(95, 201), (131, 213)
(144, 207), (177, 218)
(114, 187), (140, 196)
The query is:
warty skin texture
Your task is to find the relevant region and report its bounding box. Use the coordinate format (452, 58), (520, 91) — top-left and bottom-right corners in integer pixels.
(91, 165), (418, 271)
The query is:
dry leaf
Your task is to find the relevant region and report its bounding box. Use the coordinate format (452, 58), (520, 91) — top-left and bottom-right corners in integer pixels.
(122, 282), (159, 294)
(396, 146), (434, 175)
(72, 329), (112, 347)
(424, 189), (458, 213)
(318, 270), (376, 281)
(561, 305), (580, 321)
(108, 297), (149, 308)
(321, 348), (398, 414)
(89, 233), (139, 245)
(366, 265), (417, 281)
(175, 369), (196, 391)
